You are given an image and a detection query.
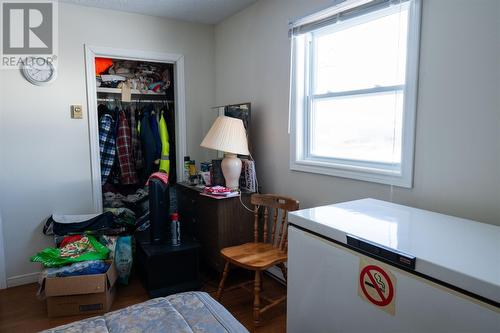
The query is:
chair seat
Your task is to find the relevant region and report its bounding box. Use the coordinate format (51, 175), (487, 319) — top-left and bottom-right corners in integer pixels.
(220, 242), (287, 270)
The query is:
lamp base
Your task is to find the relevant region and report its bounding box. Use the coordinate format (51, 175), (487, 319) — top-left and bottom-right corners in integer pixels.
(221, 153), (241, 190)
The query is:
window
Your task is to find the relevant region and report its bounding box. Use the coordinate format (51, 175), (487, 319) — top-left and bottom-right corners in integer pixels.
(289, 0), (421, 187)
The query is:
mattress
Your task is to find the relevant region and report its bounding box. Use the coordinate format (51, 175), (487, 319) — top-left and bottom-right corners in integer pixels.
(41, 291), (249, 333)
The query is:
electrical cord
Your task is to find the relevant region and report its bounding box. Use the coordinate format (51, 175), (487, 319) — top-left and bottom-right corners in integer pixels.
(239, 193), (255, 212)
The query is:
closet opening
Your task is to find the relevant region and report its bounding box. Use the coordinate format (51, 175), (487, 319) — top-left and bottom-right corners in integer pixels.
(85, 46), (187, 213)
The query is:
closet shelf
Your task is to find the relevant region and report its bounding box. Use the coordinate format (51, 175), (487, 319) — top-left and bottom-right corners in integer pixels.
(97, 87), (166, 96)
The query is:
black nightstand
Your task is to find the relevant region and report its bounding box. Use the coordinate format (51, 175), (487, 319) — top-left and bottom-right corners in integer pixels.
(135, 238), (201, 298)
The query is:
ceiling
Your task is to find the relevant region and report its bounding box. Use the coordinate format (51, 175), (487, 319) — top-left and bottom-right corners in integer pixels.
(60, 0), (257, 24)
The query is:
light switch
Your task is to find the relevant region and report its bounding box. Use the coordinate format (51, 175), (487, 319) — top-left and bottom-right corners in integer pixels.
(71, 104), (83, 119)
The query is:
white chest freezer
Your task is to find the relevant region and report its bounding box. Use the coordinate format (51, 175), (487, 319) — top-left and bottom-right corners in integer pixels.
(287, 198), (500, 333)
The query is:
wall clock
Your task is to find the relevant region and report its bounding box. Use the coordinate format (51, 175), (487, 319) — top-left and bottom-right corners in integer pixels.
(22, 57), (57, 85)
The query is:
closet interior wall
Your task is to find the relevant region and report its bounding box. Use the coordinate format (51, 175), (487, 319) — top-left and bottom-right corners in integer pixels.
(95, 58), (177, 213)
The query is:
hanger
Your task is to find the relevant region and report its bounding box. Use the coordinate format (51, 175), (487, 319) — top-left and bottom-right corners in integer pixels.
(117, 97), (123, 111)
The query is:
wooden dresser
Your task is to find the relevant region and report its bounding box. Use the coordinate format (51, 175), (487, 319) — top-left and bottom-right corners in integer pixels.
(176, 183), (254, 272)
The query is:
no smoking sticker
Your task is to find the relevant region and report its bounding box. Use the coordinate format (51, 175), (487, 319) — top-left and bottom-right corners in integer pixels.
(358, 258), (396, 315)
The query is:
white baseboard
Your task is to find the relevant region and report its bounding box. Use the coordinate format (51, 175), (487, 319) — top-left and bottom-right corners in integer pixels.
(7, 271), (40, 288)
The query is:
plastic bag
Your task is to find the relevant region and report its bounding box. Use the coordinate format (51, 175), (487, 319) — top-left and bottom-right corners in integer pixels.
(43, 212), (115, 236)
(30, 235), (109, 267)
(115, 236), (133, 285)
(45, 260), (110, 277)
(100, 235), (118, 259)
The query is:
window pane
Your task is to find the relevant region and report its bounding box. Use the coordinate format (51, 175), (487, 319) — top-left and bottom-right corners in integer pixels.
(310, 92), (403, 164)
(314, 7), (408, 94)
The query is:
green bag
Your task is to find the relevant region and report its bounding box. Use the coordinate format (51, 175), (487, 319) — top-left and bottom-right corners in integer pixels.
(31, 235), (109, 268)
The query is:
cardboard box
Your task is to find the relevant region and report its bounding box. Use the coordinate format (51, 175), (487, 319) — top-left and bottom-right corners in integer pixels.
(41, 261), (117, 318)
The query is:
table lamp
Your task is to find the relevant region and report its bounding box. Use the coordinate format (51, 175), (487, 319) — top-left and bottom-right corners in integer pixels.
(201, 116), (249, 190)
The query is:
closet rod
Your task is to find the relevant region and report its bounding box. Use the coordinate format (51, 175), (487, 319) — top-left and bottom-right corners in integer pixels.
(97, 98), (174, 103)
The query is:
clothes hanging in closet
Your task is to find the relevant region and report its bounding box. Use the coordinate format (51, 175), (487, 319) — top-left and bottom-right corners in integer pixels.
(128, 105), (143, 170)
(116, 110), (138, 185)
(99, 113), (116, 185)
(148, 107), (162, 164)
(98, 102), (173, 188)
(159, 113), (170, 173)
(139, 109), (157, 178)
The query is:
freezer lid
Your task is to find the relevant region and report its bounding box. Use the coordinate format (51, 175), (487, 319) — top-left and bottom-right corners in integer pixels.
(288, 198), (500, 304)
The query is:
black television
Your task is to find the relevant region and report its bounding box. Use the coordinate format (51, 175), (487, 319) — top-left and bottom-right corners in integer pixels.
(216, 102), (251, 156)
(225, 103), (250, 134)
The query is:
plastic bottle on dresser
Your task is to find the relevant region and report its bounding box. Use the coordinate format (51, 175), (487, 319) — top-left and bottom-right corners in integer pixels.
(170, 213), (181, 246)
(183, 156), (190, 181)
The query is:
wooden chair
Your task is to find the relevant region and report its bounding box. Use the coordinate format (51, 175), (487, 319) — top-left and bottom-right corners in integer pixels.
(215, 194), (299, 326)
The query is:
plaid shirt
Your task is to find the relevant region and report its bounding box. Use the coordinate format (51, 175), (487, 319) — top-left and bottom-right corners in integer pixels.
(128, 106), (143, 170)
(116, 111), (138, 185)
(99, 114), (116, 185)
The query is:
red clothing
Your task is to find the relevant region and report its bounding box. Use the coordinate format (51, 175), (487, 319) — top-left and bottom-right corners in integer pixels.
(116, 111), (138, 185)
(59, 235), (83, 248)
(146, 171), (169, 186)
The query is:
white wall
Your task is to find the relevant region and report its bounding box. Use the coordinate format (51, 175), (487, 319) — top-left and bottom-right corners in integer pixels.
(215, 0), (500, 226)
(0, 3), (215, 283)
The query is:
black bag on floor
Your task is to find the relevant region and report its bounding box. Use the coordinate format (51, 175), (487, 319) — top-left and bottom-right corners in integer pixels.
(43, 212), (116, 236)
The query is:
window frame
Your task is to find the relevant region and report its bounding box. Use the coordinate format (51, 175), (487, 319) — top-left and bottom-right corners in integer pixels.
(289, 0), (421, 188)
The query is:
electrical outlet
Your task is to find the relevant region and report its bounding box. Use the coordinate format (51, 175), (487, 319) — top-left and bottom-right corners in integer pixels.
(71, 104), (83, 119)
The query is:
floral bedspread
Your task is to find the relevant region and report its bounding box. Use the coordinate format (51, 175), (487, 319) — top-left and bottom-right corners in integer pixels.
(41, 292), (248, 333)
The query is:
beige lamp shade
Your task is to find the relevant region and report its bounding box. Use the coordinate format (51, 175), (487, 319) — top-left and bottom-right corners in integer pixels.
(200, 116), (250, 155)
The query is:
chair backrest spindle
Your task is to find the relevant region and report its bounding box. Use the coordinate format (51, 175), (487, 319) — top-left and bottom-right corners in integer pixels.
(253, 206), (259, 243)
(263, 207), (269, 243)
(271, 208), (279, 245)
(278, 211), (287, 250)
(250, 194), (299, 250)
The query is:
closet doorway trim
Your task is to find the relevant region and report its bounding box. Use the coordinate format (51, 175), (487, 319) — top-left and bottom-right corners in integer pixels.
(84, 45), (187, 213)
(0, 212), (6, 289)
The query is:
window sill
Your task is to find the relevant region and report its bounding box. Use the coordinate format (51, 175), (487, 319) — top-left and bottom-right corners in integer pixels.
(290, 159), (413, 188)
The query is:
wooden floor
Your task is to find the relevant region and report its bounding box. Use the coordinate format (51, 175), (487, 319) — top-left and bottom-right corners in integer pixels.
(0, 270), (286, 333)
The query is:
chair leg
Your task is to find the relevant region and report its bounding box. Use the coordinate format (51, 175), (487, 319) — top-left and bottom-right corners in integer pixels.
(278, 263), (287, 282)
(253, 270), (261, 326)
(216, 262), (230, 301)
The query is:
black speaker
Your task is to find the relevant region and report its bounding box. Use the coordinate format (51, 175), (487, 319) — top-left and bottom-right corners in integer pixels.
(149, 179), (169, 244)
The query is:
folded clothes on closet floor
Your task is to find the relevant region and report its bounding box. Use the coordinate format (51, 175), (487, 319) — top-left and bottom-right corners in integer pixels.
(103, 188), (149, 208)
